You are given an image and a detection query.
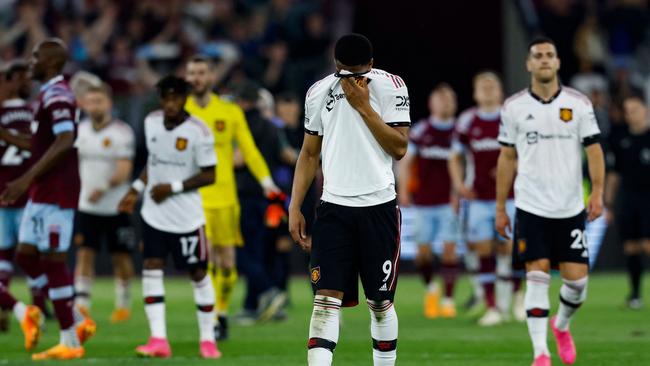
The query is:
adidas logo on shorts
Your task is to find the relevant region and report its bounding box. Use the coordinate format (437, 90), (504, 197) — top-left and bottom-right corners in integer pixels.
(379, 283), (388, 292)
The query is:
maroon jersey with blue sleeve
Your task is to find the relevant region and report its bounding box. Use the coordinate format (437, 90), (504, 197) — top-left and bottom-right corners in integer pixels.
(409, 118), (454, 206)
(0, 99), (33, 208)
(29, 75), (80, 208)
(454, 107), (513, 200)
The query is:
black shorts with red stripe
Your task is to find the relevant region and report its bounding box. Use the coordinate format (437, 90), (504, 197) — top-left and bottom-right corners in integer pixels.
(309, 199), (401, 307)
(141, 220), (209, 272)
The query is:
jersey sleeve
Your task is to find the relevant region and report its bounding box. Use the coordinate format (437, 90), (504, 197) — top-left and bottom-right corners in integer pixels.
(194, 126), (217, 168)
(43, 91), (77, 135)
(453, 110), (474, 153)
(233, 106), (272, 182)
(114, 124), (136, 159)
(578, 101), (601, 145)
(380, 78), (411, 127)
(304, 82), (324, 136)
(498, 105), (516, 147)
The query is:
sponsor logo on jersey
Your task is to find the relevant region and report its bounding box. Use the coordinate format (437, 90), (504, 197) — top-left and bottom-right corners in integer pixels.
(469, 138), (501, 151)
(175, 137), (188, 151)
(103, 138), (111, 148)
(52, 108), (71, 120)
(215, 120), (225, 132)
(325, 91), (346, 112)
(559, 108), (573, 122)
(395, 96), (409, 111)
(526, 131), (538, 145)
(310, 267), (321, 283)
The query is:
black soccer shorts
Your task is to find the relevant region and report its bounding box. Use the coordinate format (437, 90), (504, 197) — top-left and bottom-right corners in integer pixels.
(616, 190), (650, 242)
(309, 199), (401, 307)
(513, 208), (589, 268)
(74, 212), (135, 253)
(141, 220), (209, 272)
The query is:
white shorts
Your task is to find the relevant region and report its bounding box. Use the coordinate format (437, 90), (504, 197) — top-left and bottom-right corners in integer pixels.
(467, 199), (515, 243)
(413, 204), (459, 247)
(0, 208), (23, 250)
(18, 201), (75, 253)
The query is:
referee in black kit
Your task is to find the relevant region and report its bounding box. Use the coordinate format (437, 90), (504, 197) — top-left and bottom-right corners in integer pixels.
(288, 34), (411, 366)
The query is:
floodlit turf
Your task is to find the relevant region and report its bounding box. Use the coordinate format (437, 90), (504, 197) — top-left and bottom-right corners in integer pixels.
(1, 273), (648, 365)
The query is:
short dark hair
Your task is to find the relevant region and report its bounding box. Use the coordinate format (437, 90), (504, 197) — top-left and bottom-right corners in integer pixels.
(623, 93), (646, 105)
(85, 82), (113, 99)
(334, 33), (373, 66)
(235, 80), (261, 102)
(5, 60), (28, 80)
(156, 75), (190, 97)
(187, 54), (214, 69)
(527, 36), (556, 53)
(432, 82), (454, 94)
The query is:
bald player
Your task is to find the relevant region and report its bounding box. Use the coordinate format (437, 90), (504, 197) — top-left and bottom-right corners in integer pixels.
(0, 39), (95, 360)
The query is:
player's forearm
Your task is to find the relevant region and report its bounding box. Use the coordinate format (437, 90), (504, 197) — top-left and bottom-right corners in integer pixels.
(448, 153), (466, 191)
(396, 153), (412, 198)
(0, 128), (31, 150)
(181, 166), (215, 192)
(289, 149), (319, 211)
(21, 132), (74, 182)
(495, 148), (517, 211)
(604, 172), (619, 209)
(586, 143), (605, 196)
(357, 106), (408, 160)
(108, 159), (133, 188)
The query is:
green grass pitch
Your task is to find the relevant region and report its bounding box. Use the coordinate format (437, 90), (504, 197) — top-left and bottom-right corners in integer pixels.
(1, 273), (648, 365)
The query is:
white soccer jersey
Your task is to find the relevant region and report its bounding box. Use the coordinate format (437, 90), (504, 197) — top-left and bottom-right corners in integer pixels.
(140, 111), (217, 233)
(304, 68), (411, 207)
(499, 87), (601, 218)
(77, 119), (135, 215)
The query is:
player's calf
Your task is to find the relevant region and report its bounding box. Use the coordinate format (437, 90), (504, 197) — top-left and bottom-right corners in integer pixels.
(190, 267), (220, 358)
(307, 294), (341, 366)
(367, 300), (398, 366)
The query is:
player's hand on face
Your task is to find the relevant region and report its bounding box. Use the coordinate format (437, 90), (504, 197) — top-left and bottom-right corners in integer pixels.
(118, 190), (139, 214)
(587, 194), (603, 222)
(289, 207), (309, 251)
(495, 209), (512, 240)
(0, 176), (30, 206)
(341, 77), (370, 112)
(150, 183), (173, 203)
(88, 189), (105, 204)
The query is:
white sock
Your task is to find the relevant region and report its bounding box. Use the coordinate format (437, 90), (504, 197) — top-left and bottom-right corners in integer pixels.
(115, 278), (131, 309)
(60, 327), (80, 347)
(496, 254), (513, 315)
(427, 281), (439, 293)
(74, 276), (93, 309)
(465, 251), (484, 298)
(555, 277), (588, 331)
(308, 295), (341, 366)
(192, 275), (216, 342)
(143, 269), (166, 339)
(12, 301), (26, 321)
(368, 300), (398, 366)
(525, 271), (551, 358)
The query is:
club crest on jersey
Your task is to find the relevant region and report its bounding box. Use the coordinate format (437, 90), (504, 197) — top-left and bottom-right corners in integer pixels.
(175, 137), (188, 151)
(215, 120), (225, 132)
(559, 108), (573, 122)
(310, 267), (321, 283)
(518, 239), (526, 253)
(103, 138), (111, 148)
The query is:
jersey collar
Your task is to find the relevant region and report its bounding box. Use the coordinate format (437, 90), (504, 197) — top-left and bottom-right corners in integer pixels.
(528, 85), (562, 104)
(40, 75), (64, 93)
(429, 117), (454, 130)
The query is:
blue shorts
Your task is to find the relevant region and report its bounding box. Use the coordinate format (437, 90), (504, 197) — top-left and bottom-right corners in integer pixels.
(413, 204), (459, 246)
(18, 201), (75, 253)
(467, 199), (515, 243)
(0, 208), (23, 250)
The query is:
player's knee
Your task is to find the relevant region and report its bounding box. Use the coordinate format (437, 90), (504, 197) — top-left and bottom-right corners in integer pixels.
(526, 259), (550, 273)
(561, 276), (588, 304)
(624, 241), (642, 255)
(143, 258), (164, 270)
(315, 289), (343, 300)
(189, 266), (207, 282)
(14, 251), (39, 273)
(367, 299), (395, 318)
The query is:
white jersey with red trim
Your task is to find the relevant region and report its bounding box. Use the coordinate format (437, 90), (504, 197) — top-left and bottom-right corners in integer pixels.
(304, 68), (411, 206)
(499, 87), (601, 218)
(140, 111), (217, 233)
